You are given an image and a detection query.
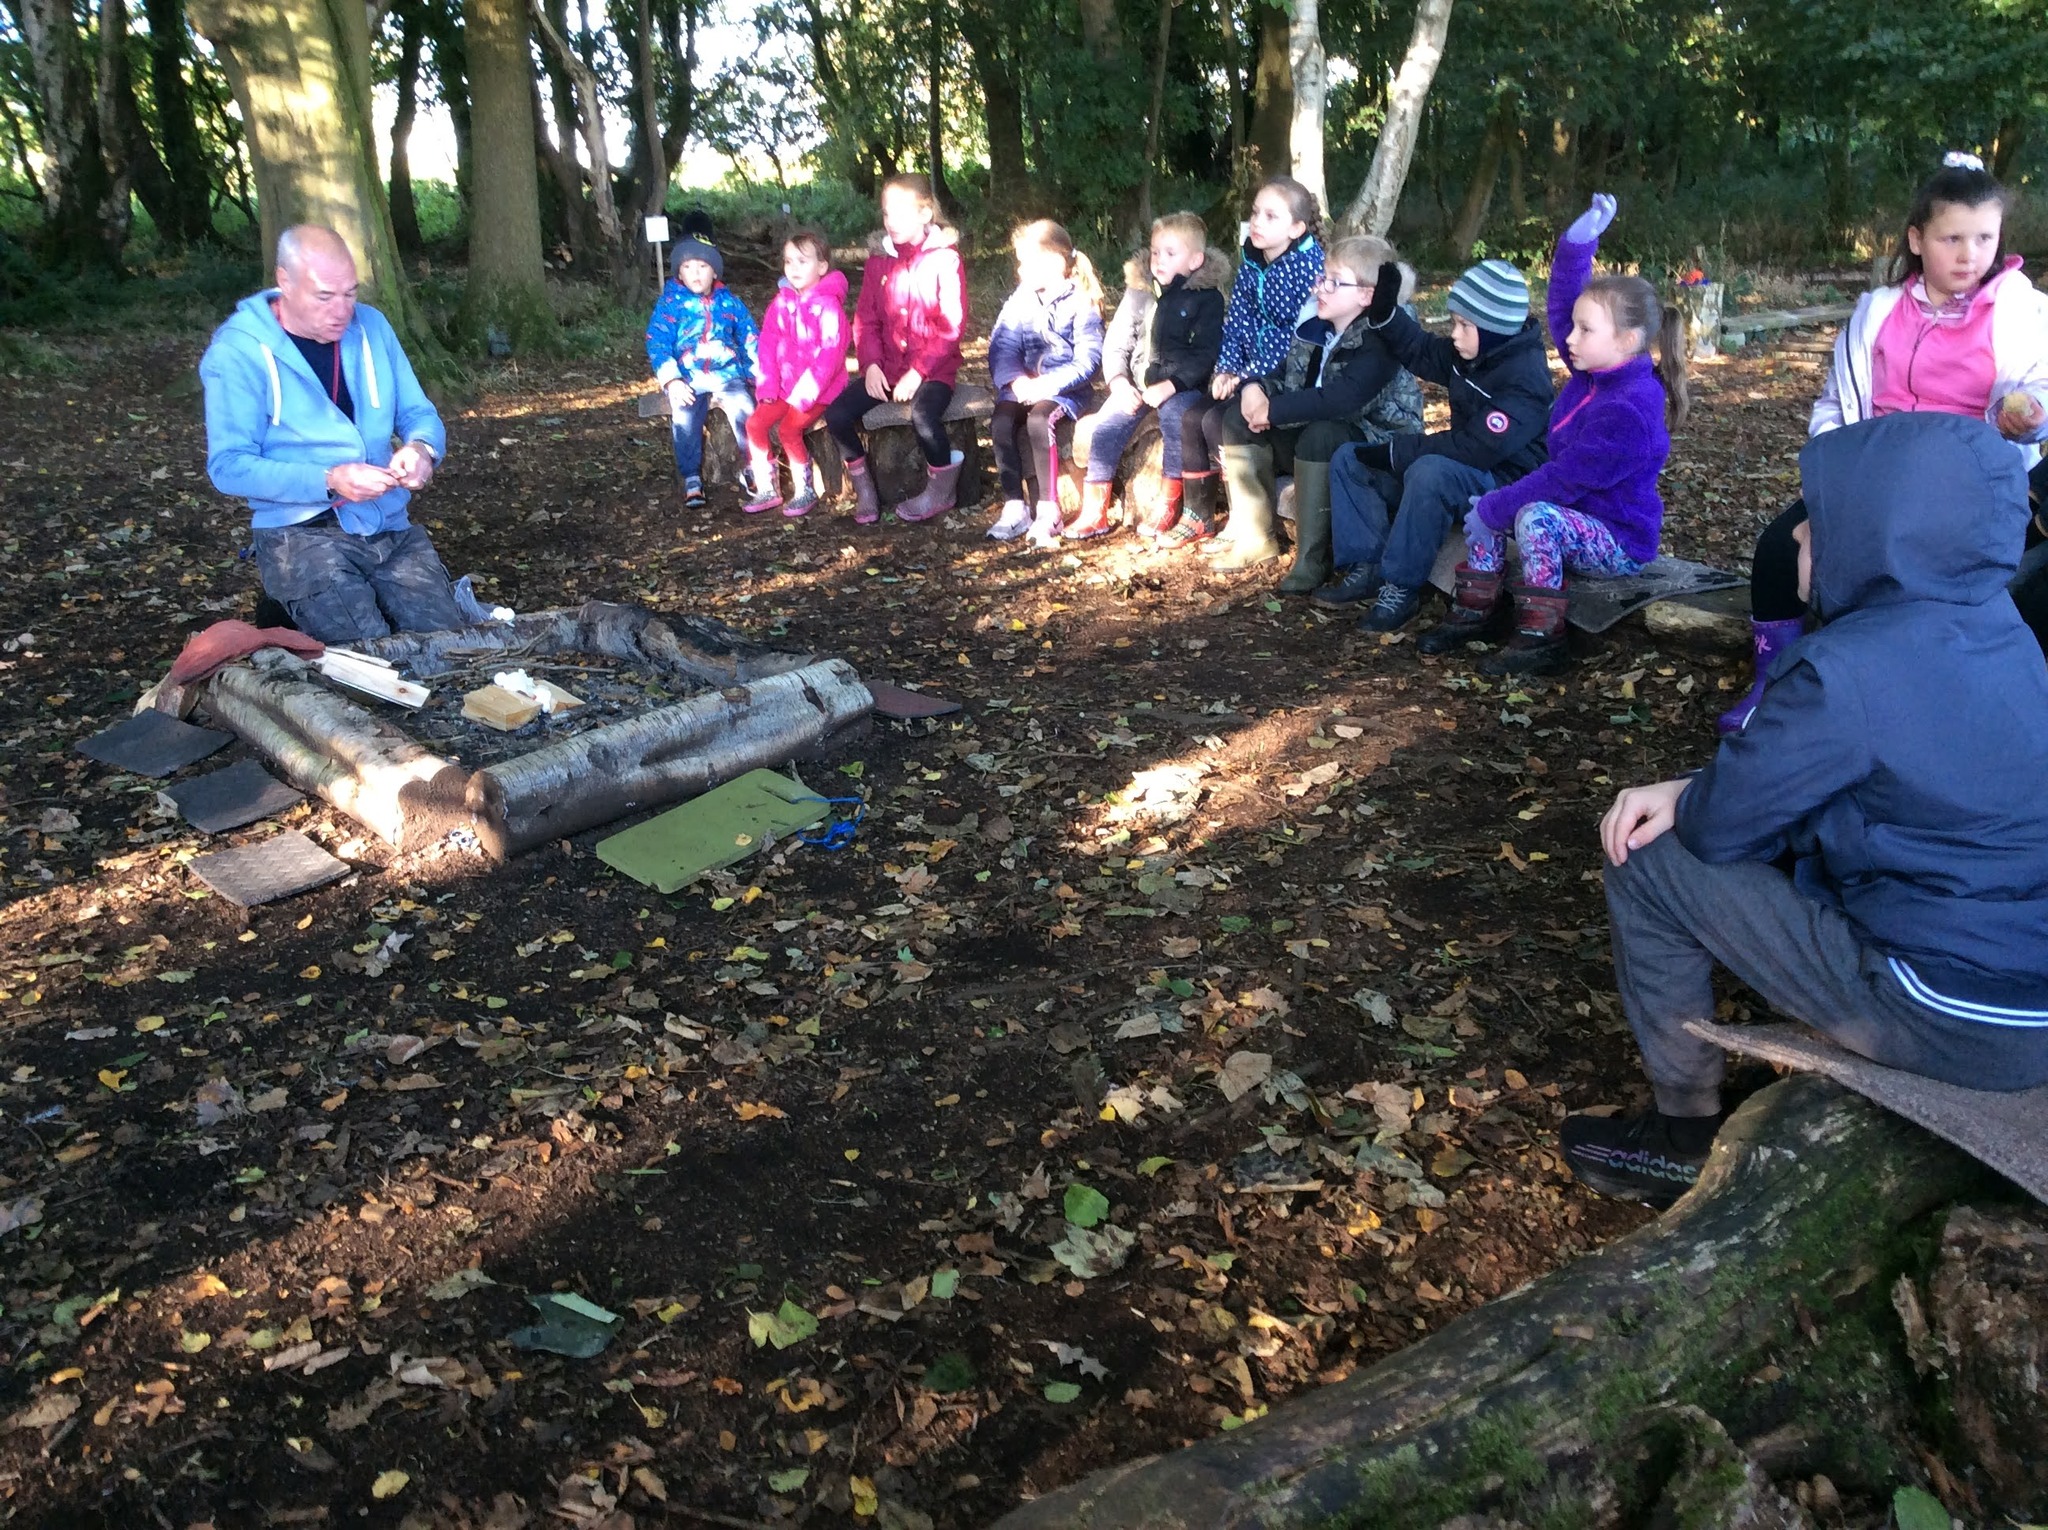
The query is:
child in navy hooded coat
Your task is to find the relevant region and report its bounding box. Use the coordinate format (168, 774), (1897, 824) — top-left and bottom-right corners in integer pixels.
(1564, 412), (2048, 1209)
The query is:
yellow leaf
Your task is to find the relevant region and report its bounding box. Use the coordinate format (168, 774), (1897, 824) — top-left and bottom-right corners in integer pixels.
(179, 1330), (211, 1354)
(733, 1100), (786, 1121)
(97, 1068), (127, 1091)
(299, 965), (321, 980)
(843, 1149), (860, 1161)
(135, 1015), (165, 1033)
(321, 1090), (349, 1111)
(370, 1469), (409, 1499)
(656, 1302), (688, 1324)
(717, 1429), (737, 1451)
(934, 1094), (960, 1108)
(296, 914), (313, 930)
(632, 1466), (668, 1502)
(637, 1402), (668, 1429)
(187, 1274), (231, 1300)
(851, 1475), (879, 1516)
(47, 1368), (83, 1385)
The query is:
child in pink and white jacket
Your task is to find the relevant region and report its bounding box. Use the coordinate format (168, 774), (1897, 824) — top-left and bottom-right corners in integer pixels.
(1722, 152), (2048, 733)
(744, 228), (851, 517)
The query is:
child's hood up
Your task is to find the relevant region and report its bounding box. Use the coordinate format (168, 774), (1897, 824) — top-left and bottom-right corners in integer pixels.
(1801, 411), (2029, 621)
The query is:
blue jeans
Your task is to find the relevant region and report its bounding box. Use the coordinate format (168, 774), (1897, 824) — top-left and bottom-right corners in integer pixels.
(670, 386), (755, 481)
(1084, 388), (1211, 481)
(1330, 450), (1497, 588)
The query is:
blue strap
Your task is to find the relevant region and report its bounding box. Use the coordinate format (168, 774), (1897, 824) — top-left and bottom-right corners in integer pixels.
(795, 795), (865, 852)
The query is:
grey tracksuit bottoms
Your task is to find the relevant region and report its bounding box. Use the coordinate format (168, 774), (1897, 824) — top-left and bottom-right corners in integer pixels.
(1602, 831), (2048, 1116)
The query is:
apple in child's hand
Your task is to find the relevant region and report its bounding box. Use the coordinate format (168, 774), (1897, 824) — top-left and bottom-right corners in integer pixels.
(1998, 391), (2043, 436)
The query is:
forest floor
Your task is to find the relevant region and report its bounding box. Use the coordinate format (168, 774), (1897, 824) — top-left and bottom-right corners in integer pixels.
(0, 267), (1832, 1529)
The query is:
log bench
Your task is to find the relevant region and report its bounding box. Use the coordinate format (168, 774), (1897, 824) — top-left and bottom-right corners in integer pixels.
(639, 385), (996, 505)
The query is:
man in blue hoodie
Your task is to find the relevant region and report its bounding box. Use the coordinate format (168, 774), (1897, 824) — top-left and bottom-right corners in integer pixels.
(201, 225), (462, 644)
(1564, 412), (2048, 1210)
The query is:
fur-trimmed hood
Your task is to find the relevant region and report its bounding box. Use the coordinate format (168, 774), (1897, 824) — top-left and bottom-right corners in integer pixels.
(1122, 247), (1235, 294)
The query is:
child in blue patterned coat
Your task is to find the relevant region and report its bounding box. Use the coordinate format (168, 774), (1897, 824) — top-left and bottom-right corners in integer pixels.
(645, 234), (760, 509)
(1189, 177), (1325, 564)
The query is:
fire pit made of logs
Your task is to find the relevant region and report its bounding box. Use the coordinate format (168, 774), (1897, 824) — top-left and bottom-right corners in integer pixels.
(194, 602), (872, 859)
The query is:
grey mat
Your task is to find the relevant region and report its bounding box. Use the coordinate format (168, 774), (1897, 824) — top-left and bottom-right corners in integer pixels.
(1427, 535), (1746, 634)
(1688, 1020), (2048, 1204)
(75, 710), (232, 776)
(162, 760), (304, 834)
(188, 830), (349, 906)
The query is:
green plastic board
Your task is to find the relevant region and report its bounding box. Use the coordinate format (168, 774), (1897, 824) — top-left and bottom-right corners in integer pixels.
(594, 769), (829, 892)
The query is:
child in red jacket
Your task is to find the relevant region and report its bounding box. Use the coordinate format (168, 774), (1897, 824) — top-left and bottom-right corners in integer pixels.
(823, 173), (970, 525)
(745, 228), (850, 518)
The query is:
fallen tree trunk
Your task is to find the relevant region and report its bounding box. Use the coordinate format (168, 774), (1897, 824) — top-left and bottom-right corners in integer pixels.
(996, 1077), (1995, 1529)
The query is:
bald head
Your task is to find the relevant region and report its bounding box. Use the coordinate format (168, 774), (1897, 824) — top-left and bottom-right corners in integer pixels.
(274, 225), (359, 343)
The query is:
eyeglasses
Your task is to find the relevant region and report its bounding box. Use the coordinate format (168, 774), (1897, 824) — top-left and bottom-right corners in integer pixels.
(1315, 276), (1367, 293)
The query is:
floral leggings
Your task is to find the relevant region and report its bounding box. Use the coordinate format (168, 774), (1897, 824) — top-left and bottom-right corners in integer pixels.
(1468, 502), (1644, 590)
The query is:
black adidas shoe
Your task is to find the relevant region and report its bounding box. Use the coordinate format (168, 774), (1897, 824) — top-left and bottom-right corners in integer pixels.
(1559, 1110), (1719, 1210)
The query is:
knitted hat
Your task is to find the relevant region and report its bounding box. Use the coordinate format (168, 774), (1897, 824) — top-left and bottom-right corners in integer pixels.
(1446, 259), (1529, 335)
(673, 236), (723, 281)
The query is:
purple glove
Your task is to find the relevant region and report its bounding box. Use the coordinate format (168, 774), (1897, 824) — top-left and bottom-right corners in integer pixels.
(1565, 193), (1618, 245)
(1463, 499), (1491, 545)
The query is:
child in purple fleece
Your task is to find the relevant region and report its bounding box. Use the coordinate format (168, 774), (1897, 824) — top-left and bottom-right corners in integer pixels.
(1419, 195), (1691, 676)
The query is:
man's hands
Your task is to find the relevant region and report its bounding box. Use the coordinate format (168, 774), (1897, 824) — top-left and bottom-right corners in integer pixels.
(388, 442), (436, 490)
(1237, 383), (1271, 432)
(325, 461), (399, 502)
(1600, 778), (1689, 866)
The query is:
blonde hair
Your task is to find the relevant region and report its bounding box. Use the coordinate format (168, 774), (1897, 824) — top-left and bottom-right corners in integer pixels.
(880, 172), (952, 235)
(1013, 218), (1103, 311)
(1151, 210), (1208, 250)
(1328, 234), (1412, 305)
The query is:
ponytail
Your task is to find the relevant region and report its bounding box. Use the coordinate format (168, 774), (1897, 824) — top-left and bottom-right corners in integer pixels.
(1655, 306), (1691, 429)
(1583, 273), (1690, 429)
(1069, 250), (1105, 312)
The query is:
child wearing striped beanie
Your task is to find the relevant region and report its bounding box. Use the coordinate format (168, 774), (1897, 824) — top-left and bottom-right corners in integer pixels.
(1446, 260), (1532, 349)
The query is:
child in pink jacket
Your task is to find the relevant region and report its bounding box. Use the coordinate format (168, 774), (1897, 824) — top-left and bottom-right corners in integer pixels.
(745, 228), (851, 517)
(822, 173), (969, 524)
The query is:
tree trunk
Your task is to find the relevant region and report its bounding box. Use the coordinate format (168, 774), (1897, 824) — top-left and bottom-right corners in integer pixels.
(388, 0), (425, 253)
(459, 0), (557, 349)
(187, 0), (452, 384)
(14, 0), (121, 266)
(1075, 0), (1120, 60)
(994, 1077), (1995, 1529)
(93, 0), (138, 254)
(1339, 0), (1452, 235)
(1286, 0), (1324, 212)
(1447, 107), (1505, 257)
(925, 2), (951, 210)
(1990, 115), (2025, 183)
(1138, 0), (1176, 230)
(141, 0), (217, 243)
(610, 0), (668, 240)
(960, 5), (1028, 212)
(1218, 0), (1244, 163)
(1248, 0), (1291, 183)
(422, 0), (472, 209)
(527, 0), (623, 272)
